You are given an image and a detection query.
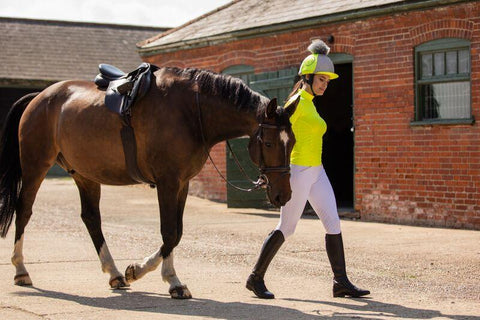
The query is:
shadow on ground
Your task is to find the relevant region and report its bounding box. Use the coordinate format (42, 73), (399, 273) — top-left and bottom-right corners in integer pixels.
(13, 286), (479, 320)
(15, 286), (311, 319)
(284, 298), (480, 320)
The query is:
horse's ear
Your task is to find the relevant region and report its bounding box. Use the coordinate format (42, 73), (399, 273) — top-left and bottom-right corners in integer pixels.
(265, 98), (278, 119)
(284, 96), (300, 118)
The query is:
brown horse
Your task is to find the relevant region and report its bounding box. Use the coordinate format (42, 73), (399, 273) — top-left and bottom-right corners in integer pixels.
(0, 67), (299, 298)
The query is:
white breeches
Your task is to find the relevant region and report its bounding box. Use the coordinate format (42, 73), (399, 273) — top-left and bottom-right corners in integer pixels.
(275, 165), (341, 238)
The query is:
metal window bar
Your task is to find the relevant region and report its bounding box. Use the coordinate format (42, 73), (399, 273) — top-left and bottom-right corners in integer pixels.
(421, 81), (470, 120)
(419, 48), (470, 121)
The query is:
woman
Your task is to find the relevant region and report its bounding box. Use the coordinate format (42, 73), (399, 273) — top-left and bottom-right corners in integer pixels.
(246, 40), (370, 299)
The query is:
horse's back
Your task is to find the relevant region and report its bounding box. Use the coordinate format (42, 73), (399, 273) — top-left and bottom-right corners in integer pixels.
(19, 80), (134, 184)
(21, 80), (100, 125)
(20, 80), (105, 146)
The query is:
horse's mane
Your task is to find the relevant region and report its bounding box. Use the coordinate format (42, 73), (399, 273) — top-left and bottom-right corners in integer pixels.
(165, 67), (267, 114)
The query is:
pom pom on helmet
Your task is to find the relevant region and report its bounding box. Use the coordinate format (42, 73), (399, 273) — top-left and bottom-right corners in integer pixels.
(307, 39), (330, 55)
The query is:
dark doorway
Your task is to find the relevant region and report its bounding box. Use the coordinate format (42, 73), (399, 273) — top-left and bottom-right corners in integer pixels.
(314, 63), (354, 209)
(0, 87), (40, 126)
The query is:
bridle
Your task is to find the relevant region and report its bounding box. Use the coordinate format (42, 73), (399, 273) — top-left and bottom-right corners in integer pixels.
(251, 123), (291, 189)
(194, 79), (291, 192)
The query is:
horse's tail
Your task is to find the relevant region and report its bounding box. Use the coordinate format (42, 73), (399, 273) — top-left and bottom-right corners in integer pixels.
(0, 92), (39, 238)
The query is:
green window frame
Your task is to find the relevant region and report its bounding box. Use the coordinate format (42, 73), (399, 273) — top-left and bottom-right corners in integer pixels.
(413, 38), (474, 125)
(221, 65), (254, 83)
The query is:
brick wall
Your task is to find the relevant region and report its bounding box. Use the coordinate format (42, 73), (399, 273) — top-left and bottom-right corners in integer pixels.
(145, 2), (480, 229)
(351, 4), (479, 230)
(188, 143), (226, 201)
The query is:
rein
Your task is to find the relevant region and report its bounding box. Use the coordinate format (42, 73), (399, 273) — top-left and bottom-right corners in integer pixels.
(194, 79), (289, 192)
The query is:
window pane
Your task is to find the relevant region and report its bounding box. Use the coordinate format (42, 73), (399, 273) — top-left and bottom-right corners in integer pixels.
(446, 51), (457, 75)
(421, 82), (470, 120)
(459, 49), (469, 74)
(434, 52), (445, 76)
(421, 54), (432, 77)
(422, 85), (437, 119)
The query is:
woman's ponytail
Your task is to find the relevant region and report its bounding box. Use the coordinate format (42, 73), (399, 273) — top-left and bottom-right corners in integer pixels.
(285, 78), (304, 103)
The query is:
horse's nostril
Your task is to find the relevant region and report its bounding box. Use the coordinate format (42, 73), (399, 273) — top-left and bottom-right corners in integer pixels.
(274, 195), (282, 206)
(277, 192), (291, 206)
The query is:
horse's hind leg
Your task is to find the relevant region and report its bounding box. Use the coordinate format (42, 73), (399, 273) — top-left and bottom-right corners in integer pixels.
(13, 154), (56, 285)
(73, 175), (129, 289)
(12, 174), (47, 285)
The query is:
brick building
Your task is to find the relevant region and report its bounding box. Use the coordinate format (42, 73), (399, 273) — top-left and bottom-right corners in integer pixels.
(136, 0), (479, 229)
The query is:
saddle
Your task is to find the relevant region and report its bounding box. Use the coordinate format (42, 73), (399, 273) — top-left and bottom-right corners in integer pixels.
(94, 63), (159, 187)
(95, 63), (159, 122)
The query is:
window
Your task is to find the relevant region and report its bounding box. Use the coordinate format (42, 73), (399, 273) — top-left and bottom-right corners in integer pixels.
(414, 39), (473, 124)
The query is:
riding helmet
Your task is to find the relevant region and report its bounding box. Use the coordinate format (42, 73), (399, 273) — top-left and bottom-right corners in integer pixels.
(298, 40), (339, 80)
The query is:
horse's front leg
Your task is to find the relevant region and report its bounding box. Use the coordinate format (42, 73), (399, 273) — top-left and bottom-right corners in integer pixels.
(125, 181), (191, 299)
(124, 248), (162, 283)
(161, 181), (189, 298)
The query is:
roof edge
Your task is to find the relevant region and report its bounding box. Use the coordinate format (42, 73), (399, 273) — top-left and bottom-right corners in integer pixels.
(0, 16), (169, 31)
(136, 0), (239, 48)
(0, 77), (58, 89)
(137, 0), (474, 56)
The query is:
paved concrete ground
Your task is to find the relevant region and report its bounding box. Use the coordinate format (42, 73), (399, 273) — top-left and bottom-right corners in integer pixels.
(0, 178), (479, 320)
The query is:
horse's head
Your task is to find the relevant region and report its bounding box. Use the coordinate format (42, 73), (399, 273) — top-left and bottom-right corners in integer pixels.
(248, 96), (300, 207)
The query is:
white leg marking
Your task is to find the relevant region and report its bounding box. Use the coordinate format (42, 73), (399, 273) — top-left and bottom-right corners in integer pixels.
(133, 248), (163, 280)
(161, 252), (182, 288)
(279, 130), (289, 147)
(12, 235), (28, 275)
(99, 243), (122, 278)
(12, 234), (32, 285)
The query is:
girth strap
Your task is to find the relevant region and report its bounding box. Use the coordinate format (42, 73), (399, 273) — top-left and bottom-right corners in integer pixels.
(120, 125), (155, 187)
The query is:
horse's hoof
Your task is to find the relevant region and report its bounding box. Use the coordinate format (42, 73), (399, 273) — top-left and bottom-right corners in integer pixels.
(14, 273), (32, 286)
(169, 285), (192, 299)
(125, 264), (137, 283)
(110, 276), (130, 289)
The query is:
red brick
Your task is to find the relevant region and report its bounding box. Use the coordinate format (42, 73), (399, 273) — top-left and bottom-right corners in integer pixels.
(145, 2), (480, 229)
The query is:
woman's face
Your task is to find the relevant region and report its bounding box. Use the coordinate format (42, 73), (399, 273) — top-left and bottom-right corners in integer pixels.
(311, 74), (330, 96)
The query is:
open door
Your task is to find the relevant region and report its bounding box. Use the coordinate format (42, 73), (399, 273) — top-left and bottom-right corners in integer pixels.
(314, 63), (354, 210)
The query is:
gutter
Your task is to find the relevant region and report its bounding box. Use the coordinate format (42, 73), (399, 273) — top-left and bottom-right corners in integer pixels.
(138, 0), (474, 57)
(0, 78), (57, 89)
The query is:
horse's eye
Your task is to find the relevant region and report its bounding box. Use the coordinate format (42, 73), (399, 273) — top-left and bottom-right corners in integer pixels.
(264, 142), (272, 147)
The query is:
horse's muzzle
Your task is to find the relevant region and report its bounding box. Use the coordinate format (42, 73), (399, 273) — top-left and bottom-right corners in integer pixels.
(268, 191), (292, 208)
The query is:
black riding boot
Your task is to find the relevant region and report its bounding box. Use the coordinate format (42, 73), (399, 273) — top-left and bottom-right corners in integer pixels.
(325, 233), (370, 298)
(246, 230), (285, 299)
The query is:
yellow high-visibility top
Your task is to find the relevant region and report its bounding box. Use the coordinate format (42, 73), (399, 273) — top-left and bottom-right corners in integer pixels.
(288, 89), (327, 166)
